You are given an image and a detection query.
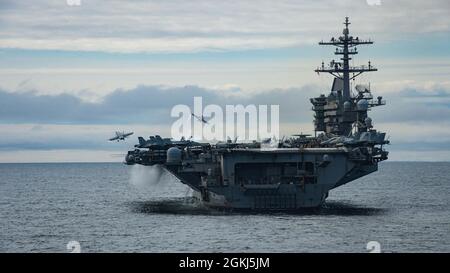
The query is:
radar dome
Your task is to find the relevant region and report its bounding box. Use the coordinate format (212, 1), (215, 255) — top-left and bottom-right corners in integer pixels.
(166, 147), (182, 163)
(344, 101), (352, 111)
(356, 99), (369, 111)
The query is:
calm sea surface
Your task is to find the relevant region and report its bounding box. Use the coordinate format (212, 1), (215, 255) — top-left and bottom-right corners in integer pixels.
(0, 162), (449, 252)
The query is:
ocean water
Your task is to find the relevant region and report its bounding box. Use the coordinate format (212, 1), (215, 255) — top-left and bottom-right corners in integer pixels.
(0, 162), (449, 253)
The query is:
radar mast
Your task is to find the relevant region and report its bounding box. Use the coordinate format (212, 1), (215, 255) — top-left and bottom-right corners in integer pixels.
(312, 17), (379, 136)
(315, 17), (377, 101)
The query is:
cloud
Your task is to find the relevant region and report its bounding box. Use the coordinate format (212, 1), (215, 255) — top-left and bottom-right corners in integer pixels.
(3, 83), (450, 125)
(0, 37), (304, 54)
(1, 83), (450, 160)
(0, 84), (321, 124)
(0, 0), (449, 53)
(371, 88), (450, 124)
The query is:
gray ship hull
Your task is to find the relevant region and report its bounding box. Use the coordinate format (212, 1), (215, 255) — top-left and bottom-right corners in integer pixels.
(163, 148), (378, 210)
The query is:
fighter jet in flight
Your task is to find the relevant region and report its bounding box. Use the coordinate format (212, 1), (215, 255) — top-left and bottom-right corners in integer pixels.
(109, 131), (134, 142)
(191, 113), (208, 124)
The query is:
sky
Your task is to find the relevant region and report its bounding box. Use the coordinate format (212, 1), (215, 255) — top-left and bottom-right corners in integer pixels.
(0, 0), (450, 162)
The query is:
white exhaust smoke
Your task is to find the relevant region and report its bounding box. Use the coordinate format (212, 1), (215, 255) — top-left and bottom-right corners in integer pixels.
(128, 164), (164, 188)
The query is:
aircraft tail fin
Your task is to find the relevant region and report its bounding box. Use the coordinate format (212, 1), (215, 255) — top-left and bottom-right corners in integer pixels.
(138, 137), (146, 145)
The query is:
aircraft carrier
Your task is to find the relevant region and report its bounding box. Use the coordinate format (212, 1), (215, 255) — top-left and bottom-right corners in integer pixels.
(124, 18), (389, 210)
